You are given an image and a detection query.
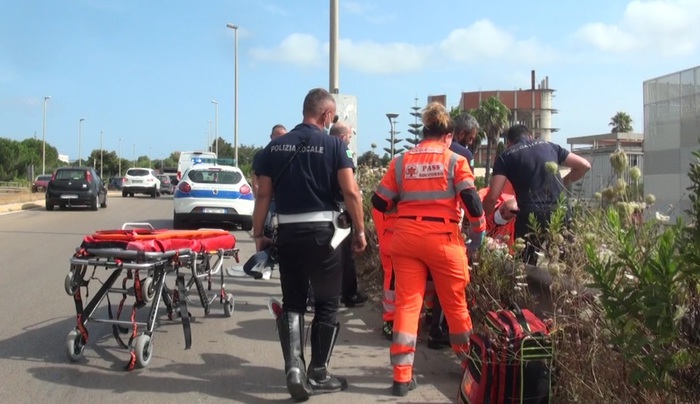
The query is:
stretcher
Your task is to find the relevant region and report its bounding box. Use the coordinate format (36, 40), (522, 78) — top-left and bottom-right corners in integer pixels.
(64, 223), (239, 370)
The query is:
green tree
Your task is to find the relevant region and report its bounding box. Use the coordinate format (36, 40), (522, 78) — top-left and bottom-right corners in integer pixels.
(358, 150), (382, 167)
(472, 97), (510, 183)
(406, 98), (422, 149)
(609, 111), (634, 133)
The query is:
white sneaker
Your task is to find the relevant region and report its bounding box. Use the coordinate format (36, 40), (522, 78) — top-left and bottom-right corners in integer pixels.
(261, 268), (272, 280)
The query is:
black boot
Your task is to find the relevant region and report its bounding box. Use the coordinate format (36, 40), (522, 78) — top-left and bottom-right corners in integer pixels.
(307, 321), (348, 394)
(392, 378), (417, 397)
(277, 312), (312, 401)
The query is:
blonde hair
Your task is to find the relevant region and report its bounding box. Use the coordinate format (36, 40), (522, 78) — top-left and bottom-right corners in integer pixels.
(421, 102), (454, 138)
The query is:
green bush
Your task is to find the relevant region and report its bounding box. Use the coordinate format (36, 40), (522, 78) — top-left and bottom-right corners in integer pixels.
(354, 146), (700, 403)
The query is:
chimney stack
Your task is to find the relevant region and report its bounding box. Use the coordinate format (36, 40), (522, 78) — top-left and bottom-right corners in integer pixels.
(531, 70), (536, 90)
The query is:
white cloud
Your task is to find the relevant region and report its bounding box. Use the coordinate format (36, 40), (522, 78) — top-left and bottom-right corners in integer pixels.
(249, 33), (323, 67)
(338, 39), (432, 74)
(575, 0), (700, 56)
(251, 19), (554, 74)
(439, 20), (556, 64)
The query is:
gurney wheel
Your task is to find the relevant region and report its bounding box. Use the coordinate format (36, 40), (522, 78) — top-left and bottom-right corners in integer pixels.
(223, 293), (235, 317)
(64, 271), (79, 296)
(65, 329), (85, 362)
(133, 334), (153, 368)
(141, 276), (155, 303)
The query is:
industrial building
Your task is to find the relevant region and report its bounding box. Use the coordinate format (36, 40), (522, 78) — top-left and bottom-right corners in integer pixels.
(566, 132), (644, 200)
(427, 70), (558, 166)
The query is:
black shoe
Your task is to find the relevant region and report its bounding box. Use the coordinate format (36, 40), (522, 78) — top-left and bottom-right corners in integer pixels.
(341, 292), (368, 307)
(382, 321), (393, 341)
(307, 321), (348, 394)
(392, 378), (417, 397)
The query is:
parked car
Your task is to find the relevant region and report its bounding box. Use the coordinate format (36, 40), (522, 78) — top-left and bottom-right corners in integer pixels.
(45, 167), (107, 211)
(122, 168), (161, 197)
(172, 163), (254, 230)
(32, 174), (52, 193)
(157, 174), (175, 195)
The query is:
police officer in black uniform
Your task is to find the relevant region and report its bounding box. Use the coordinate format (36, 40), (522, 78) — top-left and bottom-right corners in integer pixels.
(253, 88), (367, 401)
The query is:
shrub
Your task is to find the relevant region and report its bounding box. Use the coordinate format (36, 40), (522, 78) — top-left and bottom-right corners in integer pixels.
(354, 146), (700, 403)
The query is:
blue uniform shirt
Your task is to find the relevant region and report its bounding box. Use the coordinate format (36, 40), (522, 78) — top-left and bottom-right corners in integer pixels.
(256, 123), (354, 215)
(492, 139), (569, 209)
(450, 141), (474, 171)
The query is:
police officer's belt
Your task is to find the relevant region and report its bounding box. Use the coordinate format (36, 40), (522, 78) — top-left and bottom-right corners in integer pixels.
(277, 211), (336, 224)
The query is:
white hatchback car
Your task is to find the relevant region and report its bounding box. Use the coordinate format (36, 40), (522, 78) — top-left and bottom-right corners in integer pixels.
(122, 168), (161, 198)
(172, 163), (254, 230)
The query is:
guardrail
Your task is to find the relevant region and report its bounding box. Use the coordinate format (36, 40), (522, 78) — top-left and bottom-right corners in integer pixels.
(0, 182), (27, 193)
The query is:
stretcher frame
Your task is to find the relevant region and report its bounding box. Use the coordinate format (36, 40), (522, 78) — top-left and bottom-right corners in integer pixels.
(63, 223), (239, 370)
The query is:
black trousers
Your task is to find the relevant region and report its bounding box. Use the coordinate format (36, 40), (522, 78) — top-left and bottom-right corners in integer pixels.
(340, 235), (358, 299)
(276, 222), (342, 324)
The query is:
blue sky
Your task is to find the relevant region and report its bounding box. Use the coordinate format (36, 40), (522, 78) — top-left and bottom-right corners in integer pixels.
(2, 0), (699, 161)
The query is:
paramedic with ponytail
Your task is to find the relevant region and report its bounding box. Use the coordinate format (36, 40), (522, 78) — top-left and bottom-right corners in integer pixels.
(371, 102), (486, 397)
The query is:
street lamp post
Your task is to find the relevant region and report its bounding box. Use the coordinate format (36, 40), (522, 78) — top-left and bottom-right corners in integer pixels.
(78, 118), (85, 166)
(42, 96), (51, 175)
(149, 147), (152, 168)
(118, 137), (122, 176)
(211, 100), (219, 156)
(132, 143), (136, 168)
(226, 23), (239, 167)
(100, 130), (104, 178)
(386, 113), (399, 160)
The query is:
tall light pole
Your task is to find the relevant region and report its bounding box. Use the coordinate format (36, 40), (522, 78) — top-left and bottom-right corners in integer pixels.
(226, 23), (243, 167)
(118, 137), (122, 176)
(226, 23), (239, 167)
(78, 118), (85, 166)
(149, 147), (152, 168)
(132, 143), (136, 168)
(211, 100), (219, 156)
(41, 96), (51, 175)
(386, 113), (399, 160)
(100, 130), (104, 178)
(329, 0), (339, 93)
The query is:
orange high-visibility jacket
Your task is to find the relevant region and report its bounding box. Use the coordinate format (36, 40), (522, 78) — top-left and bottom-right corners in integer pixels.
(376, 140), (485, 230)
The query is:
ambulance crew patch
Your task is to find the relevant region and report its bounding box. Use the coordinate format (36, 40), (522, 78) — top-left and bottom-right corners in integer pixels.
(405, 163), (444, 179)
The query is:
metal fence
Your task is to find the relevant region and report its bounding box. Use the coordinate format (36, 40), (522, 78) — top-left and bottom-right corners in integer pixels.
(0, 182), (26, 193)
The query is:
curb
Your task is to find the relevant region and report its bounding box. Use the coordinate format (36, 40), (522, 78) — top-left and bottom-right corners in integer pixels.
(0, 191), (122, 214)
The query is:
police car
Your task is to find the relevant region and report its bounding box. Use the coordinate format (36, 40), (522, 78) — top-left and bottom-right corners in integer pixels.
(172, 163), (254, 230)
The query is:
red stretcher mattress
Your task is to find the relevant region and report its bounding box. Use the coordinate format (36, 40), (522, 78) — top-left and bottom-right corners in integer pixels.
(80, 229), (236, 253)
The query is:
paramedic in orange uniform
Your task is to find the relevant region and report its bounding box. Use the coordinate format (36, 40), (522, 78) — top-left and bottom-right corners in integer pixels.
(372, 207), (398, 340)
(372, 102), (486, 397)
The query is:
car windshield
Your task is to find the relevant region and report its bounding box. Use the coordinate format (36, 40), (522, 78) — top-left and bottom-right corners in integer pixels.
(159, 176), (170, 183)
(188, 170), (242, 185)
(37, 175), (52, 181)
(127, 169), (150, 176)
(55, 170), (87, 180)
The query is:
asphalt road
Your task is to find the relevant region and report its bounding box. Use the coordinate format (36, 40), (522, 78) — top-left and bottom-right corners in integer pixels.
(0, 195), (460, 404)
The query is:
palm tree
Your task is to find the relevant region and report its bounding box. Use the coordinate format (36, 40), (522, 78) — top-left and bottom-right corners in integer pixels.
(609, 111), (633, 133)
(473, 97), (510, 183)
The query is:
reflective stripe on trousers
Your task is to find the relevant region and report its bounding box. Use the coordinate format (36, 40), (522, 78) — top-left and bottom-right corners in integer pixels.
(389, 219), (473, 383)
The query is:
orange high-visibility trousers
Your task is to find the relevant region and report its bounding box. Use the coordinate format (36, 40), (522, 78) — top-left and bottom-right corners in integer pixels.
(373, 208), (396, 322)
(389, 219), (472, 383)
